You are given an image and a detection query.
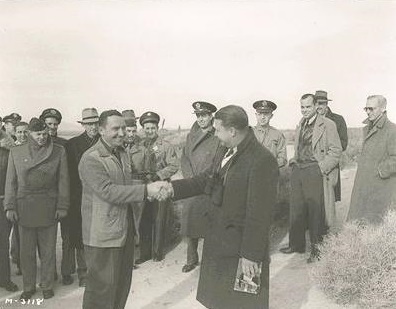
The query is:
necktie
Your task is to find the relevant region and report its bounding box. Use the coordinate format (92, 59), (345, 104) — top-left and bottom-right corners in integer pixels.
(221, 148), (235, 168)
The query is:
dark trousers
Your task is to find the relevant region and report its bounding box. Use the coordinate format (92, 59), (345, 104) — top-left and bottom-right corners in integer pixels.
(83, 221), (134, 309)
(19, 224), (57, 291)
(138, 200), (169, 260)
(289, 164), (327, 253)
(186, 237), (199, 265)
(60, 221), (86, 279)
(0, 201), (12, 285)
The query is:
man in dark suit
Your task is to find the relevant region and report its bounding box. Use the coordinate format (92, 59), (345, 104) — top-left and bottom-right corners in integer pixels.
(62, 108), (100, 287)
(315, 90), (348, 201)
(157, 105), (278, 309)
(4, 118), (70, 300)
(180, 101), (226, 273)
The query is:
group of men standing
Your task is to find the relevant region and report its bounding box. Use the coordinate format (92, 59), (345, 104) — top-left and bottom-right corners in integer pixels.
(1, 90), (396, 309)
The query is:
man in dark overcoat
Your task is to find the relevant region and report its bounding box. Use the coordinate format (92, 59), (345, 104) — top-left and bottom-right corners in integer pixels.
(62, 108), (100, 287)
(0, 129), (18, 292)
(164, 105), (278, 309)
(4, 118), (70, 300)
(348, 95), (396, 223)
(315, 90), (348, 201)
(180, 101), (226, 273)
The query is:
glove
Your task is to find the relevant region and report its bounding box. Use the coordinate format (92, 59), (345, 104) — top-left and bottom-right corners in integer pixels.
(6, 210), (18, 223)
(55, 209), (68, 220)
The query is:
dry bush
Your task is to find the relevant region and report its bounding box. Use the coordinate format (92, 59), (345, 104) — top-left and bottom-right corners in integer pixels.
(310, 210), (396, 308)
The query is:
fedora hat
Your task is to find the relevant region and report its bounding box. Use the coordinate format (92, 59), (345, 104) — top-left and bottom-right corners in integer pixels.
(77, 108), (99, 124)
(314, 90), (332, 102)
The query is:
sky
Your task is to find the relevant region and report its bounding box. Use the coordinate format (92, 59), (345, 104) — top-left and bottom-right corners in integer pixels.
(1, 0), (395, 130)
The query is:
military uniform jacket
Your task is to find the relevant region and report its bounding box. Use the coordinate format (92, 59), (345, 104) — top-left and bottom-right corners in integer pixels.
(4, 139), (70, 227)
(143, 135), (179, 180)
(180, 124), (226, 237)
(253, 125), (287, 167)
(65, 131), (99, 248)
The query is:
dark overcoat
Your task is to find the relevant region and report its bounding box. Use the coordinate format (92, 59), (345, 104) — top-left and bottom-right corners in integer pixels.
(348, 114), (396, 223)
(326, 108), (348, 201)
(65, 131), (99, 248)
(180, 124), (226, 237)
(172, 129), (279, 309)
(4, 138), (70, 227)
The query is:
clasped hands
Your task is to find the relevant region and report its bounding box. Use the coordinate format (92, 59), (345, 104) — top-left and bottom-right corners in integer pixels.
(147, 181), (174, 202)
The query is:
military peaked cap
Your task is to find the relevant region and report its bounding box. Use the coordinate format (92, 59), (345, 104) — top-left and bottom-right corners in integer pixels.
(253, 100), (277, 113)
(139, 111), (160, 126)
(192, 101), (217, 114)
(40, 108), (62, 123)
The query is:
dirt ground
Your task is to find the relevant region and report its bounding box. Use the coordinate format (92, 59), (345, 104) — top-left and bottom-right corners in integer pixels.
(0, 167), (357, 309)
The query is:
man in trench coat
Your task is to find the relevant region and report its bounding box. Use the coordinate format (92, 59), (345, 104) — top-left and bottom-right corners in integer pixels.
(4, 118), (70, 300)
(348, 95), (396, 223)
(180, 101), (226, 273)
(280, 94), (342, 262)
(158, 105), (278, 309)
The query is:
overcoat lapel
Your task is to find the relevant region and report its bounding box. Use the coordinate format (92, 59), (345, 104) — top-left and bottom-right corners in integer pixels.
(312, 116), (325, 149)
(28, 139), (54, 170)
(191, 128), (214, 152)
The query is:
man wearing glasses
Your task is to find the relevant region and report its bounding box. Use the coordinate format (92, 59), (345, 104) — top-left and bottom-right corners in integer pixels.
(348, 95), (396, 223)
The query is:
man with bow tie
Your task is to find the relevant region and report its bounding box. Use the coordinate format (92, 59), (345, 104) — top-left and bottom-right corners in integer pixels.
(348, 95), (396, 223)
(280, 94), (341, 263)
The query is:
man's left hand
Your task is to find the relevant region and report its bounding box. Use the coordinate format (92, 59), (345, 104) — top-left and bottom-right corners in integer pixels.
(55, 209), (67, 220)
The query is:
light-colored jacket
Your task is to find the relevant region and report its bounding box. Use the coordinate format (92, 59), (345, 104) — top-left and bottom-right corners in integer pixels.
(78, 139), (146, 248)
(253, 125), (287, 167)
(291, 115), (342, 226)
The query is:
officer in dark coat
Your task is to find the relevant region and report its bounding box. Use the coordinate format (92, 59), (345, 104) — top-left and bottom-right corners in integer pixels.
(4, 118), (70, 300)
(180, 101), (226, 273)
(169, 105), (278, 309)
(62, 108), (100, 287)
(315, 90), (348, 201)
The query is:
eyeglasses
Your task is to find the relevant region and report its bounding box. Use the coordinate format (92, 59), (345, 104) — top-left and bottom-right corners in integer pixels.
(364, 107), (375, 112)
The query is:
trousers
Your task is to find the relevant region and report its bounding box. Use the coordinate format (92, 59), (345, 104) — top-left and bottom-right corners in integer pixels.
(0, 200), (12, 285)
(19, 224), (57, 291)
(289, 164), (327, 252)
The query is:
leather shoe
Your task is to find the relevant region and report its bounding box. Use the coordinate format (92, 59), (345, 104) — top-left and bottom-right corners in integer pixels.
(79, 278), (87, 287)
(62, 275), (74, 285)
(279, 246), (305, 254)
(43, 289), (54, 299)
(20, 290), (36, 301)
(0, 281), (19, 292)
(152, 254), (164, 262)
(182, 263), (198, 273)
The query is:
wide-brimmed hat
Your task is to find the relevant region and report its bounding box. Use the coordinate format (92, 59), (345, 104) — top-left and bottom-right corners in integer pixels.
(314, 90), (332, 102)
(77, 108), (99, 124)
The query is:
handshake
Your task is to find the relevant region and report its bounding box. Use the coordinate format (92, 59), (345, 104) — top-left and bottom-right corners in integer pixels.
(146, 181), (174, 202)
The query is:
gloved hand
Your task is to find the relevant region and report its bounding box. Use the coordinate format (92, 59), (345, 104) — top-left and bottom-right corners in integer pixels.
(6, 210), (18, 223)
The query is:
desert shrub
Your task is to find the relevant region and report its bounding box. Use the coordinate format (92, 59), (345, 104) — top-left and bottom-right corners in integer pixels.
(310, 210), (396, 308)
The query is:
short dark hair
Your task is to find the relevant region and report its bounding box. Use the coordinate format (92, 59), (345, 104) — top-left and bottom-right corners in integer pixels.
(15, 121), (29, 128)
(214, 105), (248, 130)
(300, 93), (316, 103)
(99, 110), (122, 128)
